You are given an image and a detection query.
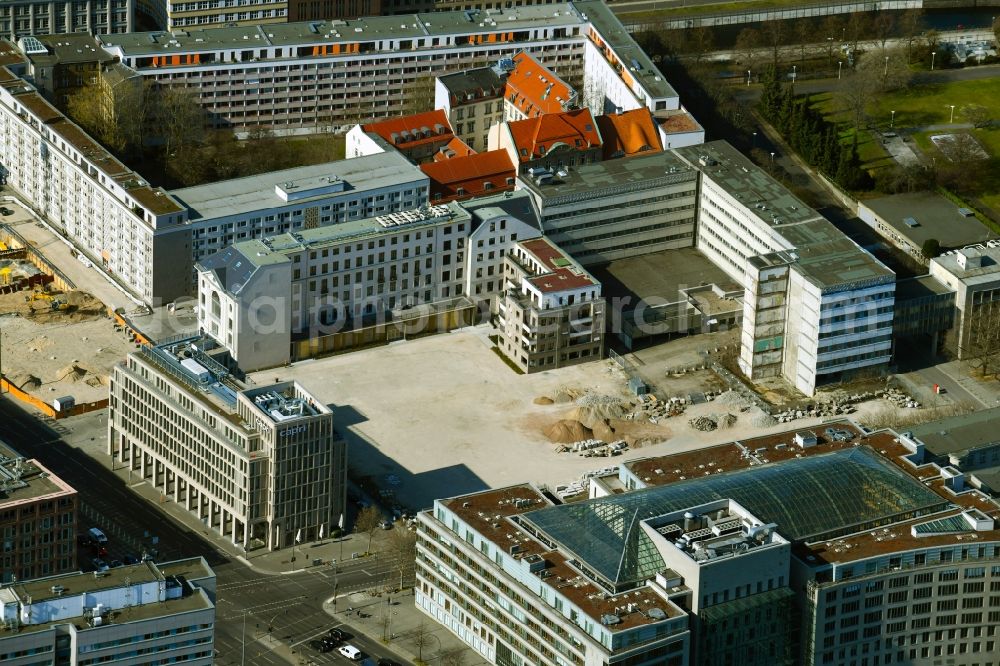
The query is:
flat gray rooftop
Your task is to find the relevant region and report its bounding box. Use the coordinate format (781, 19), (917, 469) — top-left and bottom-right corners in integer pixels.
(909, 406), (1000, 456)
(170, 152), (424, 222)
(237, 202), (471, 268)
(437, 66), (505, 102)
(675, 141), (894, 290)
(0, 447), (75, 506)
(99, 4), (585, 54)
(460, 189), (539, 228)
(895, 274), (953, 301)
(589, 246), (736, 302)
(863, 192), (997, 250)
(519, 149), (696, 201)
(932, 246), (1000, 285)
(24, 33), (112, 65)
(573, 0), (677, 101)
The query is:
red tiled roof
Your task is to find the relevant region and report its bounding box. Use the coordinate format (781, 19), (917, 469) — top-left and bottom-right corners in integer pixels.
(506, 108), (601, 163)
(596, 108), (662, 160)
(363, 110), (453, 148)
(432, 136), (477, 161)
(420, 150), (515, 203)
(519, 237), (598, 292)
(505, 52), (576, 118)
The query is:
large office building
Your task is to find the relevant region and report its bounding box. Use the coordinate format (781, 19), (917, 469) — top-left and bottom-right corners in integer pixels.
(672, 142), (895, 396)
(0, 440), (77, 584)
(108, 337), (346, 550)
(94, 1), (677, 134)
(518, 147), (699, 265)
(418, 421), (1000, 666)
(196, 191), (541, 370)
(0, 558), (215, 665)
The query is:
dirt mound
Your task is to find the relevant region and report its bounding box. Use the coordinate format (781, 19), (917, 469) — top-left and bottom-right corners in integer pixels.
(10, 373), (41, 391)
(565, 402), (628, 428)
(544, 419), (593, 443)
(592, 419), (617, 442)
(553, 391), (576, 404)
(533, 396), (555, 405)
(57, 364), (89, 382)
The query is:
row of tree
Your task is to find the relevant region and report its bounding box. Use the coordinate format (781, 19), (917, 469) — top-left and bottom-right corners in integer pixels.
(757, 67), (872, 190)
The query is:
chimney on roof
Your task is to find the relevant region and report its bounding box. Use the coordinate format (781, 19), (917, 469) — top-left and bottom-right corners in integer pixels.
(616, 106), (623, 115)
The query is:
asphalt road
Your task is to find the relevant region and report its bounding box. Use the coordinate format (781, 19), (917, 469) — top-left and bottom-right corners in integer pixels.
(0, 396), (410, 666)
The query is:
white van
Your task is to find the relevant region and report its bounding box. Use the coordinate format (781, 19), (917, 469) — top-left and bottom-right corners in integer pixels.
(88, 527), (108, 544)
(337, 645), (363, 661)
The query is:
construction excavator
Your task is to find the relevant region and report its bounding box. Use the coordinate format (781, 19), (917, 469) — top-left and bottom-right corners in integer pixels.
(25, 291), (70, 311)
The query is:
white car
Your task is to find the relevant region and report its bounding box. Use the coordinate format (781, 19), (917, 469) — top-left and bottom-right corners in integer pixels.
(338, 645), (363, 661)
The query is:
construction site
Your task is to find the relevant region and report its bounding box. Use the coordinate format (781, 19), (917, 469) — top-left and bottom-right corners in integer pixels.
(0, 232), (136, 411)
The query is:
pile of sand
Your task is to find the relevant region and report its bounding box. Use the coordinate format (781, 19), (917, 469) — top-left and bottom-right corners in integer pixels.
(716, 390), (751, 409)
(57, 363), (89, 383)
(533, 396), (555, 405)
(544, 419), (593, 443)
(750, 408), (778, 428)
(10, 373), (41, 391)
(565, 402), (628, 428)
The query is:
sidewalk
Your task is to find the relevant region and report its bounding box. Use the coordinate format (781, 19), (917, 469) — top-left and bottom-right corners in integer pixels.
(327, 590), (489, 666)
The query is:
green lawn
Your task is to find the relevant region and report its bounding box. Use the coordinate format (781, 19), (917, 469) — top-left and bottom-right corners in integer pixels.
(869, 78), (1000, 129)
(619, 0), (816, 21)
(807, 93), (892, 171)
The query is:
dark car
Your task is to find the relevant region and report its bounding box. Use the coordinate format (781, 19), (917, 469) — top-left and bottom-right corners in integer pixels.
(377, 659), (399, 666)
(308, 640), (325, 651)
(109, 559), (123, 568)
(327, 628), (347, 642)
(123, 554), (139, 565)
(0, 207), (13, 216)
(318, 638), (337, 653)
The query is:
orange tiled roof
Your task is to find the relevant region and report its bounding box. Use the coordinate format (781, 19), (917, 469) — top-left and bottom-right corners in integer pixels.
(506, 108), (602, 163)
(420, 150), (515, 202)
(596, 108), (662, 160)
(505, 51), (576, 118)
(363, 110), (453, 148)
(432, 136), (477, 161)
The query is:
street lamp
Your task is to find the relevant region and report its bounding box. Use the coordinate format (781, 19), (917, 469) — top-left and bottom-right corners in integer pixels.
(950, 104), (956, 123)
(769, 152), (775, 172)
(792, 64), (797, 83)
(747, 69), (751, 87)
(838, 61), (843, 79)
(931, 51), (936, 70)
(890, 110), (896, 129)
(883, 55), (889, 79)
(752, 131), (757, 148)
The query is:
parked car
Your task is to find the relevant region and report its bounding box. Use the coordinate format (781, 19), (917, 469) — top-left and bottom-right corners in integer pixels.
(0, 207), (13, 216)
(88, 527), (108, 544)
(109, 559), (123, 568)
(377, 659), (399, 666)
(338, 645), (364, 661)
(91, 558), (109, 572)
(327, 628), (347, 642)
(122, 554), (139, 565)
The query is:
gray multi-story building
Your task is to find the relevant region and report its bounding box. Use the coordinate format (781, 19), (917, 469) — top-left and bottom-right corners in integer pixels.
(517, 148), (700, 265)
(419, 421), (1000, 666)
(108, 337), (346, 550)
(196, 191), (541, 371)
(0, 558), (215, 666)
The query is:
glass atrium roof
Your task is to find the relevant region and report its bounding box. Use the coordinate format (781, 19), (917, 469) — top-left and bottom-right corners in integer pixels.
(522, 447), (948, 588)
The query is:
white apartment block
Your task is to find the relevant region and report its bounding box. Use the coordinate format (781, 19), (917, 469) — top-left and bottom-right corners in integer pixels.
(108, 337), (346, 550)
(518, 148), (699, 265)
(0, 54), (191, 303)
(497, 236), (605, 372)
(929, 246), (1000, 360)
(0, 558), (215, 666)
(171, 151), (428, 267)
(0, 0), (133, 39)
(93, 1), (677, 134)
(197, 190), (541, 371)
(673, 142), (895, 396)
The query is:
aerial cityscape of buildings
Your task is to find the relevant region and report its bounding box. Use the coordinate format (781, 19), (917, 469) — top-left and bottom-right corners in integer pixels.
(1, 1), (999, 665)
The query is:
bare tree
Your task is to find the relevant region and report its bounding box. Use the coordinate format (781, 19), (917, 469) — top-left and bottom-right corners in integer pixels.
(734, 27), (761, 71)
(793, 19), (811, 63)
(820, 15), (846, 61)
(387, 528), (417, 590)
(845, 12), (868, 56)
(403, 75), (437, 116)
(960, 297), (1000, 377)
(839, 47), (912, 130)
(155, 87), (207, 161)
(899, 9), (924, 63)
(963, 104), (992, 129)
(689, 26), (715, 63)
(411, 621), (433, 663)
(355, 505), (383, 553)
(762, 20), (786, 66)
(872, 13), (896, 56)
